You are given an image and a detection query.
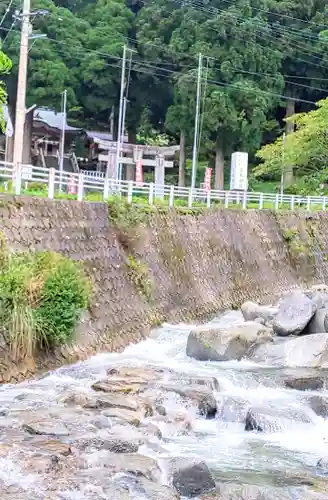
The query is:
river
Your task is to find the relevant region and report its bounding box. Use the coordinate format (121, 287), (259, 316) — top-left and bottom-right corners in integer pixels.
(1, 310), (328, 499)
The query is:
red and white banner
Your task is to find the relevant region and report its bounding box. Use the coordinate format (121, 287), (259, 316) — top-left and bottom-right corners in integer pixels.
(68, 175), (77, 195)
(135, 159), (143, 185)
(204, 167), (212, 192)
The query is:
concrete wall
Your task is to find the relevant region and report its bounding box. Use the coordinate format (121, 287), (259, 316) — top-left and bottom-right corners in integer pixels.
(0, 197), (327, 383)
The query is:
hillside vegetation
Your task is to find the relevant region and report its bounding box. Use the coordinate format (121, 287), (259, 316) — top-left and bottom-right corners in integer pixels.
(1, 0), (328, 191)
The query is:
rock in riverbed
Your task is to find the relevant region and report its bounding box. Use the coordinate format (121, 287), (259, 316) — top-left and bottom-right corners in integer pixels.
(23, 419), (69, 437)
(273, 290), (316, 336)
(248, 333), (328, 368)
(245, 406), (311, 433)
(86, 451), (161, 482)
(186, 322), (273, 362)
(159, 384), (217, 418)
(170, 459), (216, 497)
(305, 307), (328, 334)
(284, 374), (327, 391)
(307, 395), (328, 417)
(241, 301), (278, 323)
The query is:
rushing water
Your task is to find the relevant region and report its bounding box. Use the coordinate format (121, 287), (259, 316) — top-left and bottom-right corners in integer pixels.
(1, 310), (328, 498)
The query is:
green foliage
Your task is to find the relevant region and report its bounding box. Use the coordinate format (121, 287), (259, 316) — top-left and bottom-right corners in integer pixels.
(25, 182), (47, 192)
(108, 195), (149, 230)
(282, 227), (298, 242)
(2, 0), (328, 188)
(255, 98), (328, 181)
(0, 42), (12, 130)
(126, 255), (152, 299)
(35, 255), (90, 345)
(0, 249), (91, 358)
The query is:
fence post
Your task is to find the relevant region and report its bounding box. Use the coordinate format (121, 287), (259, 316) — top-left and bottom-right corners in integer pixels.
(127, 180), (133, 204)
(323, 197), (326, 211)
(103, 176), (109, 201)
(206, 190), (211, 208)
(169, 185), (174, 208)
(291, 195), (295, 210)
(77, 173), (84, 201)
(242, 191), (247, 209)
(149, 183), (154, 205)
(275, 193), (279, 210)
(188, 188), (193, 208)
(224, 191), (229, 208)
(48, 168), (55, 199)
(259, 192), (263, 209)
(14, 164), (22, 195)
(307, 196), (311, 211)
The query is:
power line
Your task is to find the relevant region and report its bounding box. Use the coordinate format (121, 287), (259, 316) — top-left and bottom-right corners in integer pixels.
(30, 29), (328, 93)
(173, 0), (328, 72)
(0, 25), (321, 105)
(0, 0), (15, 27)
(217, 67), (328, 94)
(2, 20), (325, 89)
(123, 33), (328, 82)
(47, 36), (317, 105)
(197, 0), (328, 31)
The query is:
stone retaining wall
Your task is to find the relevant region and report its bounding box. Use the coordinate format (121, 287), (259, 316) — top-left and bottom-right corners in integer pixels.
(1, 196), (327, 383)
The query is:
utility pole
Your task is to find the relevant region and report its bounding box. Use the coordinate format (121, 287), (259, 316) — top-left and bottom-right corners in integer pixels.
(191, 53), (202, 190)
(280, 131), (286, 202)
(115, 44), (127, 183)
(59, 89), (67, 191)
(118, 96), (127, 182)
(13, 0), (30, 192)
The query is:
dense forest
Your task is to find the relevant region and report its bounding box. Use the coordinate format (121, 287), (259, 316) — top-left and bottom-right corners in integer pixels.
(1, 0), (328, 192)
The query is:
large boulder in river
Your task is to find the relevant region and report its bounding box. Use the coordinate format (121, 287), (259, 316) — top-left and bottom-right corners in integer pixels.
(272, 290), (316, 336)
(159, 384), (217, 418)
(284, 374), (328, 391)
(305, 307), (328, 334)
(306, 284), (328, 310)
(186, 322), (273, 362)
(307, 395), (328, 417)
(170, 459), (216, 497)
(241, 301), (278, 323)
(247, 333), (328, 368)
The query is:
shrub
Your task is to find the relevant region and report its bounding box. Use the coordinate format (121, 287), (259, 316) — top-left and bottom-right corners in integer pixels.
(25, 182), (47, 193)
(0, 249), (91, 358)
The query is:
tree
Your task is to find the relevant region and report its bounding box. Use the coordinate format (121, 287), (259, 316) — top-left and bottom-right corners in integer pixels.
(169, 1), (285, 188)
(254, 97), (328, 181)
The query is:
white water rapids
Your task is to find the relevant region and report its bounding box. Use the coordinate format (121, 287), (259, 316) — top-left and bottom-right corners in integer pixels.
(1, 310), (328, 498)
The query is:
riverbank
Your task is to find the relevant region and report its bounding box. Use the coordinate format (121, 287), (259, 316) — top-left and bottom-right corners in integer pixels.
(1, 196), (328, 382)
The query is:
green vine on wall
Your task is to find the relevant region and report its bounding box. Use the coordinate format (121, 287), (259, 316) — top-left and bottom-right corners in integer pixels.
(126, 255), (153, 300)
(277, 215), (316, 279)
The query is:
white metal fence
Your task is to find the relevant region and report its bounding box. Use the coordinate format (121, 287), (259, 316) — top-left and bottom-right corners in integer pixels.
(1, 161), (327, 211)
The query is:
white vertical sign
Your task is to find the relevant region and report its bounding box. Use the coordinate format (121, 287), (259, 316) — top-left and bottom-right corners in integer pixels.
(230, 152), (248, 190)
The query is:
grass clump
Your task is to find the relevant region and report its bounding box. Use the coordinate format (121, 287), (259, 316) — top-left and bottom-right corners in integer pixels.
(282, 227), (298, 242)
(0, 249), (91, 359)
(108, 196), (150, 230)
(126, 255), (152, 300)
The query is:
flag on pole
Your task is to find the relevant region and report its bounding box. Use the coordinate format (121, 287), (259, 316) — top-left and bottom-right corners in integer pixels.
(3, 106), (13, 138)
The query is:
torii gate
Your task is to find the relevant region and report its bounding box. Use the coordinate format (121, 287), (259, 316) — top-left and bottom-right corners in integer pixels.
(96, 139), (180, 198)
